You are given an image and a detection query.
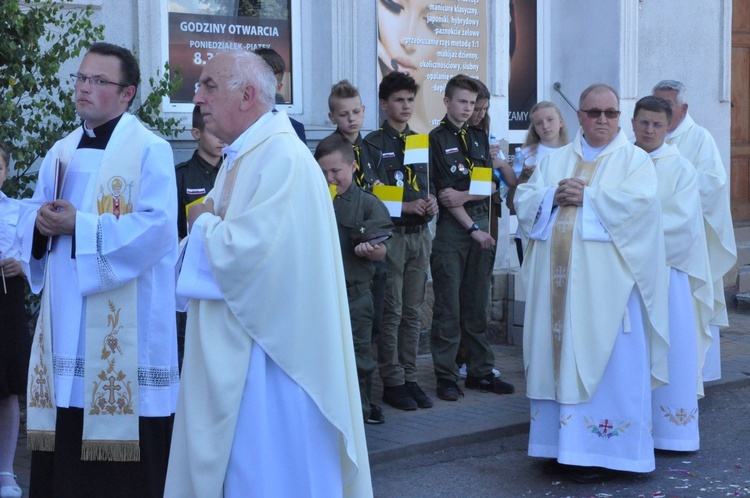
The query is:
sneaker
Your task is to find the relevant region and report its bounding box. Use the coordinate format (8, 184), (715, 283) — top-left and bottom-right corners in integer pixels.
(458, 364), (467, 379)
(365, 403), (386, 424)
(465, 374), (515, 394)
(436, 378), (464, 401)
(383, 384), (418, 411)
(405, 381), (434, 408)
(460, 365), (500, 378)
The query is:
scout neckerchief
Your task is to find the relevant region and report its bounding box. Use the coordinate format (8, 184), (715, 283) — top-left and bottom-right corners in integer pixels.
(352, 143), (367, 187)
(28, 115), (146, 461)
(455, 125), (474, 171)
(550, 157), (601, 385)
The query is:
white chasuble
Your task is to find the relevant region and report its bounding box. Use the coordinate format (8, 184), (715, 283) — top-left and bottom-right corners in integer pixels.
(667, 113), (736, 382)
(650, 145), (713, 451)
(515, 129), (669, 404)
(166, 111), (372, 498)
(652, 144), (714, 395)
(529, 290), (655, 472)
(667, 113), (736, 326)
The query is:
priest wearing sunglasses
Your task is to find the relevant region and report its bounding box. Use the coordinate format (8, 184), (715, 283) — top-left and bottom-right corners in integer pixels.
(514, 83), (669, 483)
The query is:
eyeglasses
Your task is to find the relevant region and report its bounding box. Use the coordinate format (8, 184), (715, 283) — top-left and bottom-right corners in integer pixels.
(70, 73), (127, 88)
(579, 108), (621, 119)
(635, 119), (667, 130)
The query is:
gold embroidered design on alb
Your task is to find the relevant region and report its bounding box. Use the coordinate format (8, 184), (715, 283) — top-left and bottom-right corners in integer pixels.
(97, 175), (134, 219)
(659, 405), (697, 426)
(29, 323), (53, 410)
(89, 300), (135, 416)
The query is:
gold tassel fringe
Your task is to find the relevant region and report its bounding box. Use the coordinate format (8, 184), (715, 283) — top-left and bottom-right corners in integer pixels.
(81, 440), (141, 462)
(27, 431), (56, 452)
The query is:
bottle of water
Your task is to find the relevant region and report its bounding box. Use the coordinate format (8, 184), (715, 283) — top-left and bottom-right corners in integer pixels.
(489, 134), (505, 159)
(512, 147), (524, 181)
(490, 135), (508, 198)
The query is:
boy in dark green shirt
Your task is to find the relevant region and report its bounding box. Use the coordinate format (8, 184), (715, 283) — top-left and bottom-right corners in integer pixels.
(366, 72), (438, 411)
(429, 75), (515, 401)
(315, 134), (393, 424)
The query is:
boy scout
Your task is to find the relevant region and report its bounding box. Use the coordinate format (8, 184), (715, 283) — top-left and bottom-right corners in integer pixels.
(429, 75), (515, 401)
(315, 134), (393, 424)
(327, 80), (388, 352)
(366, 72), (438, 411)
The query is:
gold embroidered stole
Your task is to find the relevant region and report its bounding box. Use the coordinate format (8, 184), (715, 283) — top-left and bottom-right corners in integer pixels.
(27, 269), (55, 451)
(81, 139), (143, 462)
(550, 158), (601, 384)
(28, 119), (146, 461)
(216, 156), (240, 220)
(27, 129), (81, 453)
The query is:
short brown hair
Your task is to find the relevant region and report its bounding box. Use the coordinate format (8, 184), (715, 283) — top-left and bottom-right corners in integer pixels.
(254, 47), (285, 85)
(445, 74), (481, 100)
(328, 80), (360, 112)
(315, 133), (356, 163)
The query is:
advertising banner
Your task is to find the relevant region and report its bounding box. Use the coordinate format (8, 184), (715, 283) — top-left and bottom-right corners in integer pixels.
(376, 0), (488, 134)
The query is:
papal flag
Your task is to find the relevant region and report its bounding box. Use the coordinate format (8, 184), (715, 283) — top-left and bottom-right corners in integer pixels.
(373, 185), (404, 218)
(469, 167), (493, 196)
(329, 184), (338, 200)
(404, 134), (429, 165)
(185, 195), (207, 217)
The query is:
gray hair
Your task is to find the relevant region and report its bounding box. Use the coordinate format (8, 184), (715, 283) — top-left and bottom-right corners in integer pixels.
(220, 50), (277, 110)
(579, 83), (620, 108)
(652, 80), (687, 105)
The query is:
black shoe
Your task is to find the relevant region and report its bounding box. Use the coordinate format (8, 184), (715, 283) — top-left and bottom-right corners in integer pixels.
(541, 459), (572, 475)
(405, 381), (434, 408)
(465, 374), (515, 394)
(567, 466), (622, 484)
(383, 384), (418, 410)
(365, 404), (385, 425)
(436, 378), (464, 401)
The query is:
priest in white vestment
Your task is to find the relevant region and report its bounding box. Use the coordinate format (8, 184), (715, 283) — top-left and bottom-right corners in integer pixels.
(653, 80), (737, 382)
(165, 51), (372, 498)
(632, 96), (714, 452)
(515, 84), (669, 482)
(17, 43), (179, 497)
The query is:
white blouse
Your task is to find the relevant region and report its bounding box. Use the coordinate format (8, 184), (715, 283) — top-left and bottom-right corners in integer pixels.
(0, 191), (20, 260)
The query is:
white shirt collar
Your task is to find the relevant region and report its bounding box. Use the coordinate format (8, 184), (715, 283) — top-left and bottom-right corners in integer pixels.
(580, 135), (607, 162)
(222, 111), (274, 171)
(647, 142), (668, 158)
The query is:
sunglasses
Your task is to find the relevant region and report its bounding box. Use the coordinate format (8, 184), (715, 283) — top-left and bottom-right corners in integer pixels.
(579, 109), (621, 119)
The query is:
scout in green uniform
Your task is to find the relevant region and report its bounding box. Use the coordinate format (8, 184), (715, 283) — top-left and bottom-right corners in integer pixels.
(315, 134), (394, 425)
(429, 75), (515, 401)
(327, 80), (380, 189)
(327, 79), (388, 355)
(365, 72), (438, 411)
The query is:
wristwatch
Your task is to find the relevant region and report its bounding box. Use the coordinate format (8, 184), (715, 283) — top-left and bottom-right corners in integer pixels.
(467, 223), (480, 234)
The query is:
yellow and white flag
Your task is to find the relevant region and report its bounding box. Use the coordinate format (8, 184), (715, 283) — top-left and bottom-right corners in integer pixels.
(404, 135), (429, 165)
(373, 185), (404, 218)
(469, 167), (493, 196)
(329, 184), (338, 200)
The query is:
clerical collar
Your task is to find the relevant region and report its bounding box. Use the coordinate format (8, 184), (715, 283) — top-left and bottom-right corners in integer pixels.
(78, 114), (123, 150)
(580, 135), (607, 162)
(647, 142), (668, 158)
(222, 110), (274, 171)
